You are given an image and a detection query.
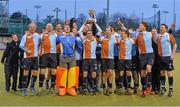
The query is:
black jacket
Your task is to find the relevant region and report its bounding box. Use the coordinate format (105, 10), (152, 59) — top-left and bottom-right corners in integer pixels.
(1, 40), (21, 65)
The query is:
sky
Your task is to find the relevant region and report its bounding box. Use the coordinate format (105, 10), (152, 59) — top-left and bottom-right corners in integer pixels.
(9, 0), (180, 29)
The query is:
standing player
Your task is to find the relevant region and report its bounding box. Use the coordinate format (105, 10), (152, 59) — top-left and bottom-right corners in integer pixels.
(82, 30), (98, 96)
(38, 23), (57, 95)
(19, 22), (41, 96)
(134, 22), (154, 97)
(130, 29), (140, 94)
(97, 26), (118, 96)
(154, 24), (177, 97)
(109, 25), (121, 94)
(117, 29), (134, 95)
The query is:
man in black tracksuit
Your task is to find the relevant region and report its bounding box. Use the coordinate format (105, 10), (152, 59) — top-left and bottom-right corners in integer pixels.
(1, 34), (21, 92)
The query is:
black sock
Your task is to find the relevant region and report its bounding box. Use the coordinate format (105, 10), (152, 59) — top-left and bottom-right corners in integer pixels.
(115, 78), (119, 88)
(168, 77), (173, 90)
(147, 73), (152, 87)
(79, 76), (82, 87)
(119, 76), (124, 88)
(22, 76), (28, 89)
(82, 77), (88, 90)
(51, 75), (56, 88)
(103, 84), (106, 89)
(92, 78), (97, 90)
(141, 77), (147, 91)
(108, 83), (112, 89)
(127, 76), (131, 88)
(39, 74), (45, 87)
(30, 76), (37, 88)
(160, 76), (165, 89)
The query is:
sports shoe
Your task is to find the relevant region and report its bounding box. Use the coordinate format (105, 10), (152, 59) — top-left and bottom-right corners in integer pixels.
(167, 89), (173, 97)
(29, 87), (38, 95)
(23, 89), (28, 96)
(141, 90), (147, 97)
(160, 88), (165, 96)
(49, 88), (56, 95)
(146, 86), (151, 93)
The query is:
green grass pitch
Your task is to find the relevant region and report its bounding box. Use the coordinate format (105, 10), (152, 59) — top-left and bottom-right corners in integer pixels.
(0, 51), (180, 106)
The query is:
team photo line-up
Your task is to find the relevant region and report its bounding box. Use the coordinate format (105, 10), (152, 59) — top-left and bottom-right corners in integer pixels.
(1, 14), (177, 97)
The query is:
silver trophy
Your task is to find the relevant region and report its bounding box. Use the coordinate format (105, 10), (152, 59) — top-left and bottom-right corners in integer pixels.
(88, 9), (96, 19)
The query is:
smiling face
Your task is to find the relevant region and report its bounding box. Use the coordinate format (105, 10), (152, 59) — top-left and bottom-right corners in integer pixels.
(28, 23), (37, 34)
(12, 34), (19, 42)
(160, 25), (167, 34)
(151, 28), (157, 36)
(105, 27), (111, 37)
(87, 30), (93, 38)
(64, 25), (70, 33)
(46, 23), (53, 32)
(72, 27), (78, 35)
(55, 23), (62, 32)
(138, 23), (146, 32)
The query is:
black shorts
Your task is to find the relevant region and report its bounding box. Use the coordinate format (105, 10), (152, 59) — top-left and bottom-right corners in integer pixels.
(139, 53), (154, 70)
(118, 60), (132, 71)
(114, 56), (119, 72)
(82, 59), (98, 72)
(57, 53), (60, 66)
(101, 59), (114, 72)
(23, 57), (38, 70)
(76, 60), (82, 72)
(160, 56), (174, 71)
(132, 55), (140, 72)
(41, 53), (57, 69)
(39, 56), (43, 68)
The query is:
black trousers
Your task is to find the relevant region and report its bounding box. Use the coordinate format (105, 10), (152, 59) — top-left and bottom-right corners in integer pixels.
(152, 56), (160, 92)
(4, 63), (18, 91)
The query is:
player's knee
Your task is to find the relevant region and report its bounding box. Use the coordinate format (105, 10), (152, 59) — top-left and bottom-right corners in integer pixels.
(23, 70), (29, 76)
(126, 71), (131, 76)
(146, 65), (152, 73)
(160, 71), (165, 76)
(92, 72), (96, 78)
(120, 71), (124, 76)
(167, 71), (173, 77)
(141, 71), (146, 77)
(108, 70), (113, 76)
(83, 71), (88, 77)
